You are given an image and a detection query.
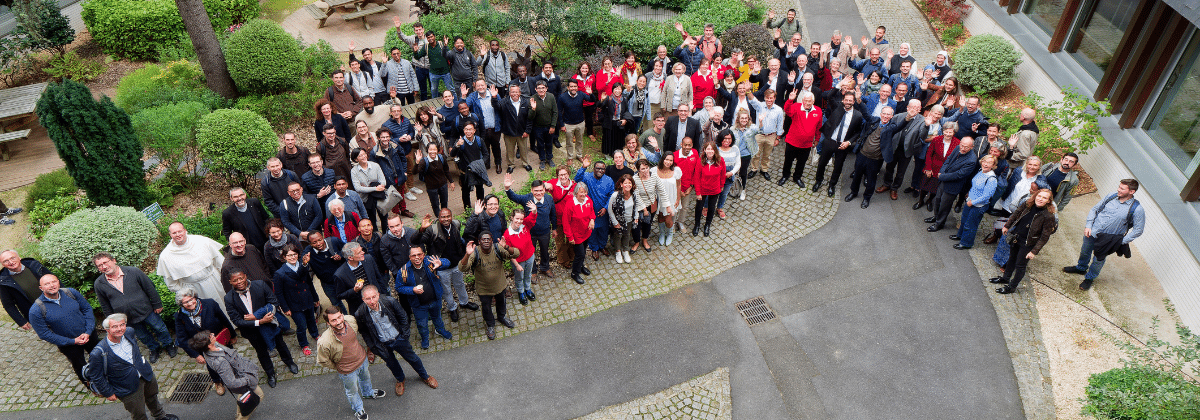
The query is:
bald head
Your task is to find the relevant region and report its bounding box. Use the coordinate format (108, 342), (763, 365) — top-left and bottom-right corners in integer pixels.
(1020, 108), (1036, 122)
(228, 232), (247, 255)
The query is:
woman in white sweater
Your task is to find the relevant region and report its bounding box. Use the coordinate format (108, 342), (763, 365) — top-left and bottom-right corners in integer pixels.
(350, 148), (399, 229)
(715, 130), (741, 219)
(631, 159), (659, 253)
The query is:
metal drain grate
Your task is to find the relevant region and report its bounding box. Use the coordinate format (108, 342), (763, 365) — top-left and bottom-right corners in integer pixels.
(735, 296), (776, 326)
(167, 372), (212, 404)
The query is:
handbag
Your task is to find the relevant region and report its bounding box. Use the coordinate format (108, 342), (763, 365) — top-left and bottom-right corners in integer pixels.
(638, 177), (658, 214)
(366, 181), (388, 201)
(214, 328), (233, 347)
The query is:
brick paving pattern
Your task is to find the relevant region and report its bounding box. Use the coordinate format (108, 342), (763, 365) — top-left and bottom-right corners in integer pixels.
(577, 368), (731, 420)
(853, 0), (941, 65)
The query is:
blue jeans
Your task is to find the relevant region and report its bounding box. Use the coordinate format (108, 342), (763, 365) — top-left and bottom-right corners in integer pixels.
(291, 308), (318, 348)
(588, 215), (610, 252)
(437, 266), (468, 311)
(514, 258), (534, 293)
(431, 72), (454, 99)
(717, 176), (734, 209)
(412, 300), (449, 346)
(956, 205), (987, 247)
(378, 337), (429, 383)
(337, 359), (374, 413)
(131, 312), (172, 351)
(1073, 234), (1107, 280)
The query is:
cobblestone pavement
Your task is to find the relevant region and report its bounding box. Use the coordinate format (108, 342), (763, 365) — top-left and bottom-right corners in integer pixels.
(853, 0), (941, 65)
(577, 368), (731, 420)
(0, 138), (838, 412)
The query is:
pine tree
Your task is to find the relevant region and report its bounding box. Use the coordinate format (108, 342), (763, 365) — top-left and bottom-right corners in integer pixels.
(36, 80), (151, 208)
(12, 0), (75, 53)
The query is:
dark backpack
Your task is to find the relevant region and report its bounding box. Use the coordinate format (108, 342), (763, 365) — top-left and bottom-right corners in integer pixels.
(1095, 193), (1140, 233)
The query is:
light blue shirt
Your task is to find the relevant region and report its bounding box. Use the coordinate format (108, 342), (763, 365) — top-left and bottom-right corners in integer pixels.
(368, 306), (399, 343)
(475, 92), (498, 129)
(1086, 194), (1146, 244)
(107, 337), (140, 377)
(749, 98), (784, 136)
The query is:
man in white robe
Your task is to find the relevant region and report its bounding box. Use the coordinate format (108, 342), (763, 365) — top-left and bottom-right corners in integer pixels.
(156, 222), (227, 314)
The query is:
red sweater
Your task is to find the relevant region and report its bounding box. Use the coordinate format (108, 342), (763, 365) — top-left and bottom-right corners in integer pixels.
(691, 72), (717, 110)
(674, 149), (700, 191)
(783, 100), (823, 148)
(323, 211), (361, 243)
(548, 180), (576, 228)
(692, 156), (727, 196)
(595, 70), (624, 100)
(503, 212), (538, 262)
(564, 197), (595, 245)
(573, 74), (596, 106)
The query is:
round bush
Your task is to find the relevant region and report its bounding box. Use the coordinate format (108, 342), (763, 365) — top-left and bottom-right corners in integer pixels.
(224, 19), (304, 94)
(41, 206), (157, 293)
(196, 108), (278, 182)
(951, 34), (1023, 94)
(721, 23), (775, 63)
(81, 0), (184, 60)
(24, 168), (76, 211)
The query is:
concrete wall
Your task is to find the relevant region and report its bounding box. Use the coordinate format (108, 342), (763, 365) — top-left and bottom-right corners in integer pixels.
(963, 0), (1200, 329)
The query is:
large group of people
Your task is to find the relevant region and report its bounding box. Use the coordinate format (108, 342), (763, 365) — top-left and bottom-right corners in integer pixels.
(0, 8), (1154, 420)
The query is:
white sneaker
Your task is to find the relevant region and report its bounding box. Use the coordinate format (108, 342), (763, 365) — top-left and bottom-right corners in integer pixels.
(405, 192), (418, 201)
(409, 187), (423, 194)
(615, 253), (623, 264)
(622, 251), (631, 263)
(739, 191), (745, 200)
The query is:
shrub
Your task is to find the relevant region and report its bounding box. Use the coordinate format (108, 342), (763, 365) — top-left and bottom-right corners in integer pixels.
(44, 51), (106, 82)
(952, 34), (1020, 94)
(196, 108), (278, 184)
(1084, 366), (1200, 419)
(0, 34), (35, 87)
(156, 33), (197, 63)
(150, 273), (180, 324)
(600, 18), (676, 59)
(157, 209), (226, 246)
(223, 19), (304, 94)
(611, 0), (689, 11)
(115, 61), (230, 114)
(301, 38), (341, 79)
(235, 76), (330, 131)
(37, 79), (152, 208)
(24, 168), (77, 211)
(81, 0), (185, 60)
(382, 24), (416, 63)
(676, 0), (752, 35)
(721, 23), (775, 62)
(28, 195), (91, 239)
(132, 101), (210, 174)
(419, 0), (505, 42)
(599, 0), (757, 59)
(920, 0), (972, 27)
(11, 0), (75, 53)
(40, 206), (158, 295)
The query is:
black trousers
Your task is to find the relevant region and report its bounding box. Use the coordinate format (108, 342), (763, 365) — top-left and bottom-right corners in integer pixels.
(572, 242), (588, 276)
(694, 194), (718, 228)
(850, 154), (883, 198)
(931, 184), (956, 227)
(482, 128), (503, 168)
(459, 173), (485, 208)
(1001, 241), (1036, 288)
(738, 155), (751, 187)
(479, 291), (506, 327)
(911, 158), (926, 191)
(393, 92), (416, 105)
(243, 328), (293, 377)
(58, 334), (101, 384)
(815, 145), (851, 187)
(532, 232), (551, 272)
(780, 144), (811, 182)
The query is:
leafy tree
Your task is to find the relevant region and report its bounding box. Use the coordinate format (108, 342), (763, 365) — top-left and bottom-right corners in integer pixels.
(11, 0), (75, 53)
(36, 80), (151, 209)
(506, 0), (611, 62)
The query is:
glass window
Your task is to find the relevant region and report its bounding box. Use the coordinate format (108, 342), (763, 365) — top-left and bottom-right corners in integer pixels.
(1146, 40), (1200, 172)
(1026, 0), (1071, 35)
(1066, 0), (1139, 79)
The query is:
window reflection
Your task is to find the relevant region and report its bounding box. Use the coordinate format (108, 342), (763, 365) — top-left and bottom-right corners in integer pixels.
(1148, 53), (1200, 171)
(1067, 0), (1139, 78)
(1026, 0), (1069, 35)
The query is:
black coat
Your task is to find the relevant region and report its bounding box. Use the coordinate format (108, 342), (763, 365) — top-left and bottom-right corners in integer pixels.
(279, 194), (324, 237)
(662, 116), (701, 153)
(416, 221), (466, 269)
(753, 71), (792, 106)
(272, 264), (319, 315)
(937, 149), (979, 195)
(314, 114), (352, 141)
(224, 280), (280, 337)
(354, 295), (410, 355)
(819, 106), (866, 151)
(333, 255), (387, 314)
(174, 298), (237, 358)
(0, 258), (51, 327)
(221, 198), (270, 251)
(491, 95), (533, 137)
(380, 227), (421, 274)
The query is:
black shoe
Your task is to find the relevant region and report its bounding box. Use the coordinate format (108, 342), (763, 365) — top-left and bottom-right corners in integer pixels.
(486, 327), (496, 340)
(506, 167), (515, 174)
(996, 286), (1016, 294)
(148, 349), (160, 364)
(927, 225), (942, 232)
(860, 197), (870, 208)
(573, 274), (585, 284)
(518, 293), (528, 305)
(449, 309), (460, 322)
(954, 203), (963, 213)
(703, 225), (711, 237)
(498, 317), (515, 328)
(923, 216), (936, 223)
(988, 209), (1008, 217)
(776, 178), (787, 186)
(524, 164), (533, 172)
(1079, 279), (1095, 290)
(1062, 266), (1087, 274)
(760, 171), (772, 181)
(581, 266), (591, 276)
(526, 290), (536, 301)
(912, 200), (924, 210)
(461, 302), (480, 311)
(988, 277), (1007, 284)
(953, 244), (971, 250)
(747, 171), (757, 180)
(692, 226), (700, 236)
(926, 200), (934, 212)
(166, 346), (178, 358)
(811, 181), (822, 193)
(287, 363), (299, 375)
(903, 187), (915, 194)
(795, 179), (805, 189)
(949, 235), (961, 241)
(827, 185), (835, 197)
(844, 192), (858, 202)
(267, 375), (278, 388)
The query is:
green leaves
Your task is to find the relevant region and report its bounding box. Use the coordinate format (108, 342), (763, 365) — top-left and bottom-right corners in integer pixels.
(951, 34), (1022, 94)
(41, 206), (158, 293)
(196, 108), (279, 185)
(224, 19), (304, 94)
(81, 0), (258, 60)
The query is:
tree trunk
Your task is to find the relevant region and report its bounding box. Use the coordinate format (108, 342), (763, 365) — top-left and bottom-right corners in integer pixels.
(175, 0), (237, 99)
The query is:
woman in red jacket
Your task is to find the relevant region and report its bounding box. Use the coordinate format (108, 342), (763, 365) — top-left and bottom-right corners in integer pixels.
(691, 140), (726, 237)
(565, 183), (595, 285)
(573, 62), (598, 141)
(548, 165), (576, 270)
(504, 202), (539, 305)
(595, 57), (625, 103)
(690, 58), (717, 111)
(918, 122), (960, 211)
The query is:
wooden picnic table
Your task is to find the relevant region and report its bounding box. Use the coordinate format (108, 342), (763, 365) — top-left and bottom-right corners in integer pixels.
(304, 0), (392, 30)
(0, 82), (47, 161)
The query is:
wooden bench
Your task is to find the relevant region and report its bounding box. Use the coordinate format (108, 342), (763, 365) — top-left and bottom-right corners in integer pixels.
(303, 4), (331, 28)
(343, 4), (389, 30)
(0, 129), (31, 161)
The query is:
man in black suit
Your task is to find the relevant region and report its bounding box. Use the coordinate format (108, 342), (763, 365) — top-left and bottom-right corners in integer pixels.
(813, 94), (865, 197)
(333, 242), (388, 315)
(662, 103), (701, 154)
(927, 137), (978, 232)
(491, 84), (534, 173)
(753, 58), (791, 106)
(279, 182), (324, 240)
(221, 187), (270, 252)
(224, 269), (298, 388)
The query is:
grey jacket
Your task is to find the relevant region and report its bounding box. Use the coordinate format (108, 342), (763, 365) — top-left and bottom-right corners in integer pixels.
(205, 344), (258, 394)
(1039, 162), (1079, 210)
(382, 58), (420, 95)
(445, 48), (480, 82)
(94, 266), (162, 324)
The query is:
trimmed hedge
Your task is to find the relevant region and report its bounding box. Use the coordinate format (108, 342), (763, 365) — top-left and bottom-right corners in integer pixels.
(80, 0), (259, 60)
(41, 206), (157, 296)
(223, 19), (304, 94)
(196, 108), (278, 183)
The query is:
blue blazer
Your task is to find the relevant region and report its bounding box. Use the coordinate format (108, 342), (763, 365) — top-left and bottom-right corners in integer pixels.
(505, 190), (557, 236)
(273, 264), (319, 315)
(937, 150), (979, 195)
(174, 298), (236, 358)
(87, 329), (156, 398)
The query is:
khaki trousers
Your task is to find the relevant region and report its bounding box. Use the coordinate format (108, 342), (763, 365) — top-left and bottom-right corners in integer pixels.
(502, 134), (529, 169)
(561, 122), (586, 159)
(751, 133), (777, 172)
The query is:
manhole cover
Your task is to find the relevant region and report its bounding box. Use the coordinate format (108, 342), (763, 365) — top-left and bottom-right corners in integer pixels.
(167, 372), (212, 404)
(735, 296), (776, 326)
